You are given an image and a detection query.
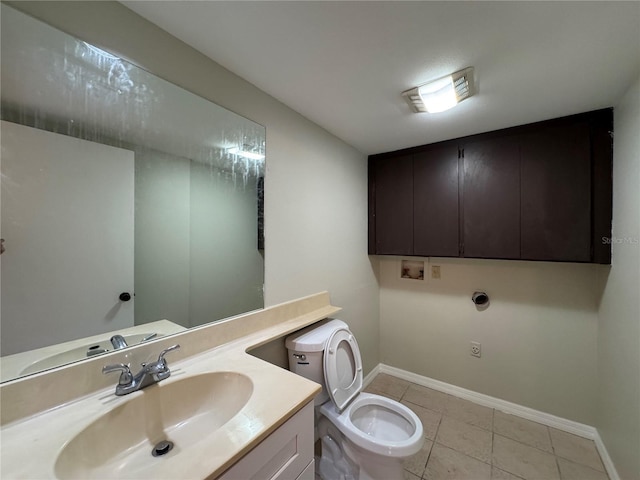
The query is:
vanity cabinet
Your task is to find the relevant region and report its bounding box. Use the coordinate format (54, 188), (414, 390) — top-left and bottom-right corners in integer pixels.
(216, 401), (314, 480)
(368, 108), (613, 264)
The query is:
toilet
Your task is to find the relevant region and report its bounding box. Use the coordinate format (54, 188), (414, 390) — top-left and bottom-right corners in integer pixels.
(286, 319), (424, 480)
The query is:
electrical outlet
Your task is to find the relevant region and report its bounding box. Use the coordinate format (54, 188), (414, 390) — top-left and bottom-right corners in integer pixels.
(431, 265), (441, 279)
(470, 341), (481, 358)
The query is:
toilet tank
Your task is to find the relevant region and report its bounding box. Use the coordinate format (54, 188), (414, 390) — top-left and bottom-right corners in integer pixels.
(285, 319), (348, 405)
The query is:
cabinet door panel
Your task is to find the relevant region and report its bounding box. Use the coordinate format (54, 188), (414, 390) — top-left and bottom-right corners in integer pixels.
(413, 145), (459, 257)
(520, 123), (591, 261)
(373, 154), (413, 254)
(217, 402), (313, 480)
(463, 136), (520, 259)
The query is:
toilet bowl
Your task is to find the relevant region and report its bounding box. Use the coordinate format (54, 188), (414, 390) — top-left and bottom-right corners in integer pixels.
(286, 319), (424, 480)
(320, 392), (422, 457)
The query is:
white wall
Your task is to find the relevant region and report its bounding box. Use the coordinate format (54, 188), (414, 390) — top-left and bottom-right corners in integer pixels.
(9, 1), (380, 373)
(189, 162), (263, 327)
(597, 76), (640, 480)
(135, 150), (264, 329)
(134, 149), (191, 328)
(1, 121), (135, 354)
(379, 256), (604, 425)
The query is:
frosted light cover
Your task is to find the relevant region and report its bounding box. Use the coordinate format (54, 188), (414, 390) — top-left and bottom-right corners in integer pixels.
(418, 76), (458, 113)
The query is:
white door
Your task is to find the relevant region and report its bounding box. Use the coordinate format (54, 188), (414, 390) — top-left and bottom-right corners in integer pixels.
(1, 121), (135, 355)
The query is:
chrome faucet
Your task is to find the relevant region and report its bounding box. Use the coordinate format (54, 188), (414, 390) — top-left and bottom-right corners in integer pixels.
(110, 334), (128, 350)
(102, 344), (181, 396)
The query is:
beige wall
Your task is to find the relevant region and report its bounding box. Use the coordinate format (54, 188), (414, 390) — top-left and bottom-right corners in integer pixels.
(597, 76), (640, 480)
(9, 1), (379, 373)
(379, 256), (604, 425)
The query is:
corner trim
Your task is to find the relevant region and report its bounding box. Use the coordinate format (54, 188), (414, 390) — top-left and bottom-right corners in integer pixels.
(363, 363), (382, 388)
(376, 363), (619, 480)
(593, 431), (621, 480)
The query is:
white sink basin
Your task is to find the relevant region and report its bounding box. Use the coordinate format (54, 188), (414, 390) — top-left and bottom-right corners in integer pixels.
(54, 371), (253, 479)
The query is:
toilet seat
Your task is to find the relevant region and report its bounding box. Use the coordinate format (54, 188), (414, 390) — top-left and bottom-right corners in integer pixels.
(319, 392), (424, 457)
(320, 328), (423, 458)
(323, 328), (363, 411)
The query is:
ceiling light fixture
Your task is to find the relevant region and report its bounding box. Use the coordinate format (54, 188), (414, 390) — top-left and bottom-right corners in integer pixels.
(227, 146), (265, 161)
(403, 67), (475, 114)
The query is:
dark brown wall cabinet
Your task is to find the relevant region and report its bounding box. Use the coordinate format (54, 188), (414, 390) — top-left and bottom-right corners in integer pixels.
(368, 109), (613, 264)
(370, 153), (414, 255)
(413, 145), (459, 257)
(519, 122), (592, 262)
(462, 135), (521, 259)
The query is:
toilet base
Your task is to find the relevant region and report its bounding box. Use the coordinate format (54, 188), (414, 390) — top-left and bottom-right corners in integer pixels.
(317, 417), (406, 480)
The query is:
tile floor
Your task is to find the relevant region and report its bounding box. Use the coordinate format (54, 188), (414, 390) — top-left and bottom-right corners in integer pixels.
(363, 373), (609, 480)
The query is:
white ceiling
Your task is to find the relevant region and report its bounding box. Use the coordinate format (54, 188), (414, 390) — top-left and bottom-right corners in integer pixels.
(122, 1), (640, 155)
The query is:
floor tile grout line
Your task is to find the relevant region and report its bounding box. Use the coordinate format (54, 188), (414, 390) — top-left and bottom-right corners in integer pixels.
(509, 430), (600, 473)
(554, 456), (612, 480)
(545, 424), (554, 455)
(427, 438), (499, 480)
(554, 452), (563, 480)
(418, 438), (433, 479)
(403, 381), (451, 416)
(494, 432), (557, 456)
(494, 431), (609, 478)
(419, 408), (444, 478)
(549, 424), (564, 479)
(402, 397), (444, 417)
(554, 452), (609, 476)
(491, 429), (495, 465)
(493, 464), (528, 480)
(374, 374), (608, 480)
(492, 435), (561, 480)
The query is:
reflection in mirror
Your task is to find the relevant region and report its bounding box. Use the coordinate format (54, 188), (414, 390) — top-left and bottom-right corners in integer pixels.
(0, 4), (265, 382)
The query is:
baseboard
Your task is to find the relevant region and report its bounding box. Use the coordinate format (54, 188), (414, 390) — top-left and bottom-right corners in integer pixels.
(363, 363), (382, 388)
(376, 363), (620, 480)
(593, 431), (621, 480)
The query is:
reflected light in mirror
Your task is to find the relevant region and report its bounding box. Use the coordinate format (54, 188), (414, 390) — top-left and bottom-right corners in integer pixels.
(0, 3), (266, 382)
(228, 147), (266, 160)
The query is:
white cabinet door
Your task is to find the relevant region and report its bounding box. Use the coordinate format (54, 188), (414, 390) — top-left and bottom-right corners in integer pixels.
(296, 460), (315, 480)
(217, 401), (314, 480)
(1, 121), (134, 355)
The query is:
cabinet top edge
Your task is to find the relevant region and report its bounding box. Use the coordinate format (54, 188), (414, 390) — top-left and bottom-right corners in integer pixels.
(368, 107), (613, 162)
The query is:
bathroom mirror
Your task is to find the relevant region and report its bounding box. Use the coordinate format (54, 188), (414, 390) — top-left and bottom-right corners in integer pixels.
(0, 4), (265, 382)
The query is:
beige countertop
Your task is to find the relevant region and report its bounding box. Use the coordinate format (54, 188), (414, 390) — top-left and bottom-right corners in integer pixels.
(0, 292), (339, 479)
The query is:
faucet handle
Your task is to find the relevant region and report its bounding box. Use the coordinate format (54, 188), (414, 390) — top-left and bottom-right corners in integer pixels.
(157, 344), (180, 366)
(102, 363), (133, 385)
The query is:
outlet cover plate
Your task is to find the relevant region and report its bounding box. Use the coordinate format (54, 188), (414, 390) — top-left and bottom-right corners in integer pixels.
(471, 341), (481, 358)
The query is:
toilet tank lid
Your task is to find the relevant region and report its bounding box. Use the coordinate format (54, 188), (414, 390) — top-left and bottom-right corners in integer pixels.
(285, 319), (349, 352)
